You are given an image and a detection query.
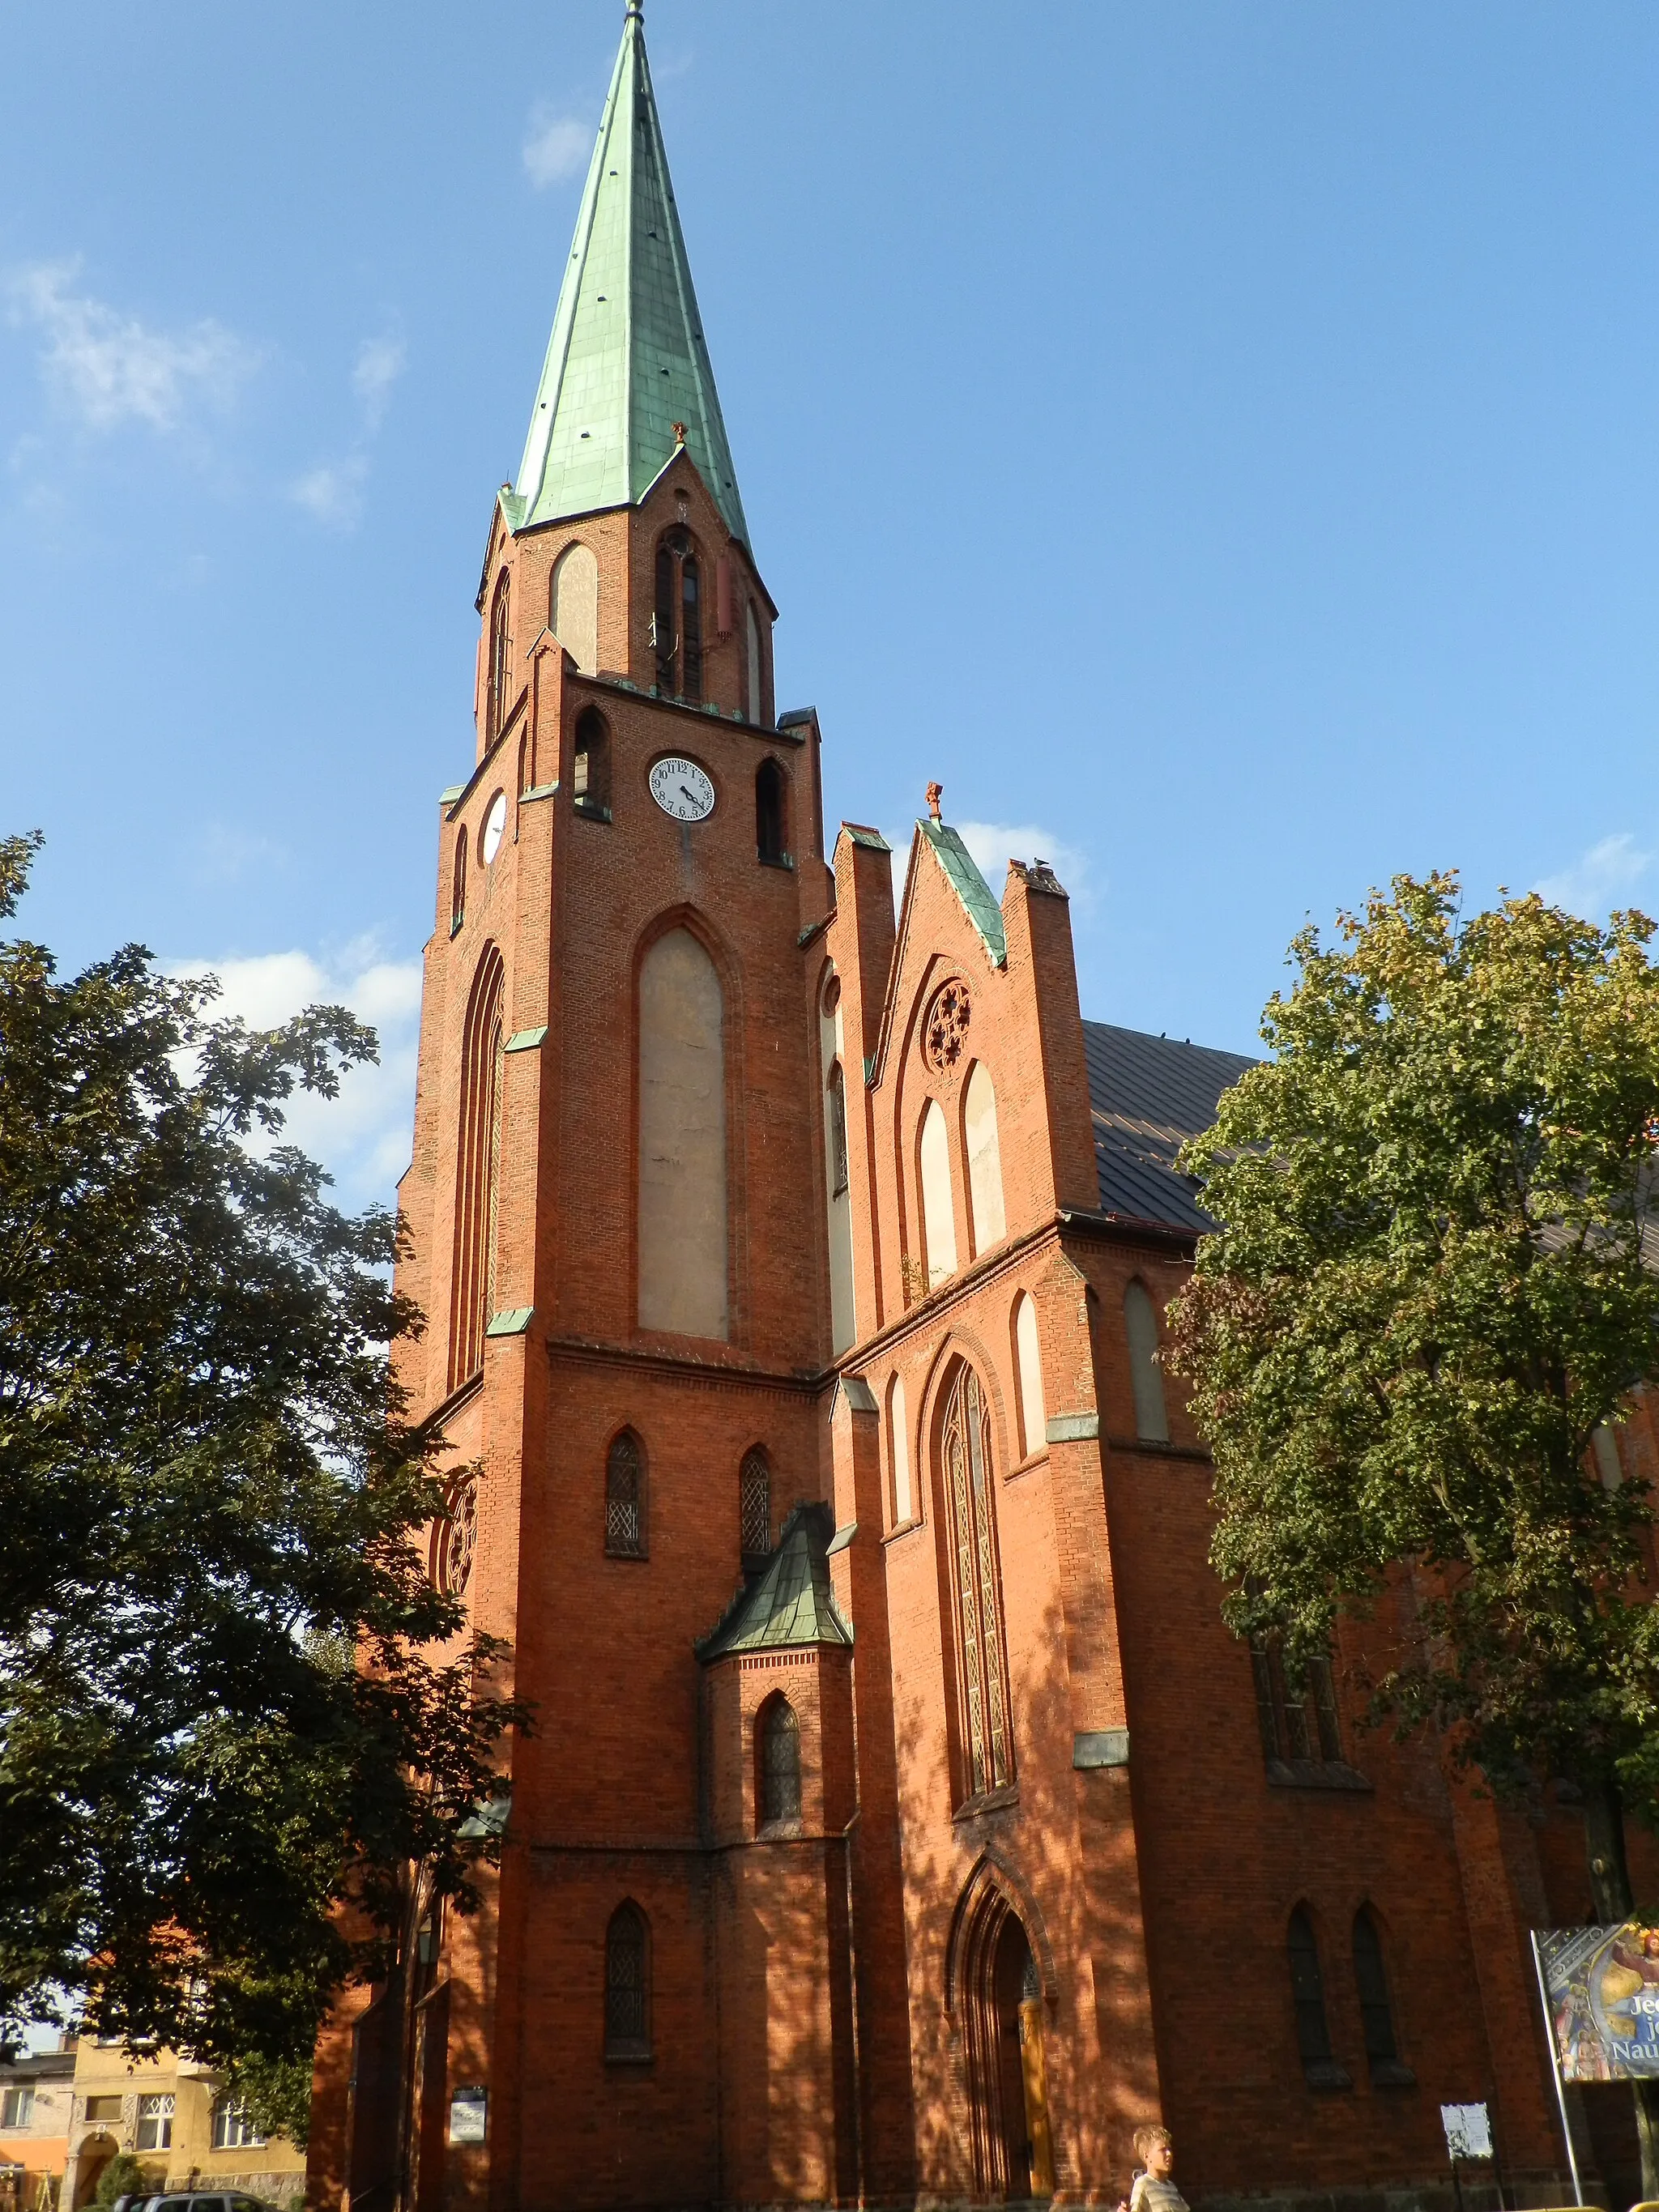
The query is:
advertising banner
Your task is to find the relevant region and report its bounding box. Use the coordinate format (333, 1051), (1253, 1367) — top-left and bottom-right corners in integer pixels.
(1537, 1921), (1659, 2081)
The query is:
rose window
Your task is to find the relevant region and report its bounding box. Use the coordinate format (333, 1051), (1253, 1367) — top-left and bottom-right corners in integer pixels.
(438, 1474), (479, 1598)
(923, 979), (971, 1073)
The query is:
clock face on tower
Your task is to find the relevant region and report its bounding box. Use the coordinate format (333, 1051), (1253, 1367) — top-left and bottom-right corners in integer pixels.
(648, 755), (716, 824)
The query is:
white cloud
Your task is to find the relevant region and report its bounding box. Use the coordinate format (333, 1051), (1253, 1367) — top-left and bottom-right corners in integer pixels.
(522, 108), (591, 188)
(1535, 833), (1652, 919)
(7, 260), (258, 433)
(290, 454), (369, 531)
(954, 820), (1090, 897)
(876, 817), (1094, 925)
(169, 942), (424, 1214)
(290, 336), (404, 531)
(352, 335), (405, 431)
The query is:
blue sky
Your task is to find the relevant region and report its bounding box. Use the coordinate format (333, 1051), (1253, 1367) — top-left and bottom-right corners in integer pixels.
(3, 2), (1657, 1212)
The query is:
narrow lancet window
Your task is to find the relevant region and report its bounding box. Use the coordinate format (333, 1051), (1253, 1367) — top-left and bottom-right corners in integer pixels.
(652, 528), (702, 700)
(573, 705), (611, 816)
(757, 757), (787, 865)
(942, 1362), (1013, 1801)
(740, 1447), (771, 1571)
(488, 572), (511, 741)
(1124, 1280), (1169, 1442)
(604, 1903), (650, 2057)
(1013, 1292), (1045, 1460)
(759, 1697), (802, 1827)
(605, 1430), (646, 1558)
(745, 601), (763, 723)
(963, 1061), (1006, 1253)
(1287, 1907), (1348, 2088)
(448, 948), (505, 1389)
(919, 1099), (957, 1289)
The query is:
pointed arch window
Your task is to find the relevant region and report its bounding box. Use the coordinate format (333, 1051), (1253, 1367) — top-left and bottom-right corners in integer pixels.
(739, 1447), (772, 1571)
(758, 1696), (802, 1829)
(919, 1098), (957, 1289)
(604, 1430), (646, 1558)
(1124, 1280), (1169, 1443)
(487, 572), (511, 742)
(963, 1061), (1006, 1254)
(573, 705), (612, 818)
(1352, 1910), (1413, 2085)
(942, 1362), (1014, 1803)
(653, 528), (702, 703)
(1287, 1907), (1350, 2090)
(756, 757), (788, 867)
(549, 540), (599, 676)
(887, 1371), (913, 1526)
(826, 1063), (849, 1197)
(1013, 1292), (1046, 1460)
(745, 600), (764, 724)
(638, 927), (727, 1340)
(450, 826), (467, 936)
(604, 1903), (651, 2059)
(448, 948), (505, 1389)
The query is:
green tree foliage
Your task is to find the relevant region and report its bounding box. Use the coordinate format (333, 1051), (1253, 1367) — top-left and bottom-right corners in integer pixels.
(94, 2153), (151, 2208)
(0, 833), (523, 2079)
(1169, 874), (1659, 2177)
(224, 2049), (313, 2150)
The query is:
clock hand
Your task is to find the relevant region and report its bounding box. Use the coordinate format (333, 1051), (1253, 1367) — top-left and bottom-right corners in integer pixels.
(680, 783), (698, 807)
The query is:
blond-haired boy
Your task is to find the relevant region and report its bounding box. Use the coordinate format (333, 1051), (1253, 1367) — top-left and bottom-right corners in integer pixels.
(1121, 2125), (1189, 2212)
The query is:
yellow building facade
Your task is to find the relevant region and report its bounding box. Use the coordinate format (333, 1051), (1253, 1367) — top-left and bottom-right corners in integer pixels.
(60, 2045), (304, 2212)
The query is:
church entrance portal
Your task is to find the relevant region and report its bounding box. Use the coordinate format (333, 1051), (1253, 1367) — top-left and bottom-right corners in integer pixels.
(957, 1882), (1056, 2201)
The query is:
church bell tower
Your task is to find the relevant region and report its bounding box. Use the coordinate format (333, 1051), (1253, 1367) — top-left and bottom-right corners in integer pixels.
(306, 9), (868, 2211)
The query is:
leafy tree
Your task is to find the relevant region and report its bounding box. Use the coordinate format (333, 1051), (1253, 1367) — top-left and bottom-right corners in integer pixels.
(0, 833), (523, 2082)
(94, 2153), (151, 2208)
(1170, 873), (1659, 2184)
(224, 2048), (313, 2150)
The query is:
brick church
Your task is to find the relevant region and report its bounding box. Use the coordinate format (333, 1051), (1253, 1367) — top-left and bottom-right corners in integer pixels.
(308, 9), (1657, 2209)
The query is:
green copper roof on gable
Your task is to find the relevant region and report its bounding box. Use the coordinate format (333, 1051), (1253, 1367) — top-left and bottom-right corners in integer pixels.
(696, 1503), (852, 1661)
(919, 819), (1008, 968)
(510, 5), (749, 545)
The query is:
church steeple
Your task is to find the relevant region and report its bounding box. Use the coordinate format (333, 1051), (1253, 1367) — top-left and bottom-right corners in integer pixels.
(508, 2), (750, 547)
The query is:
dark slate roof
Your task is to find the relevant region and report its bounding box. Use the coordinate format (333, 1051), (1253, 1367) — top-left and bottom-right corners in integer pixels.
(696, 1502), (852, 1661)
(1081, 1021), (1257, 1236)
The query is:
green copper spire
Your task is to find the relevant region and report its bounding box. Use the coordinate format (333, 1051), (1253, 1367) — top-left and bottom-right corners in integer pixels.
(510, 2), (749, 545)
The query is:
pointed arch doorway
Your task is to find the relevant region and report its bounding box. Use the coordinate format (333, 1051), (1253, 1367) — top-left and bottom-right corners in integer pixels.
(954, 1877), (1057, 2201)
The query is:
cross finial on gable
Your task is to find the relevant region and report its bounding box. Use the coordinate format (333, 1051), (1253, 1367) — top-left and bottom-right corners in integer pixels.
(926, 781), (944, 822)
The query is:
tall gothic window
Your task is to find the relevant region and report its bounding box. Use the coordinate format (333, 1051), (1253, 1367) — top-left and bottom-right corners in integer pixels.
(573, 705), (611, 816)
(739, 1447), (771, 1571)
(1250, 1628), (1343, 1770)
(638, 927), (727, 1340)
(1286, 1907), (1349, 2089)
(756, 757), (787, 865)
(488, 571), (511, 742)
(1352, 1909), (1411, 2084)
(448, 947), (505, 1389)
(826, 1063), (849, 1197)
(1124, 1280), (1169, 1442)
(652, 528), (702, 702)
(758, 1696), (802, 1829)
(605, 1430), (646, 1559)
(745, 600), (765, 725)
(963, 1061), (1006, 1254)
(549, 540), (599, 676)
(941, 1362), (1014, 1802)
(450, 826), (467, 936)
(604, 1903), (650, 2058)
